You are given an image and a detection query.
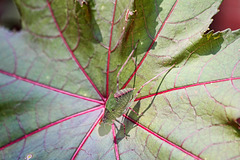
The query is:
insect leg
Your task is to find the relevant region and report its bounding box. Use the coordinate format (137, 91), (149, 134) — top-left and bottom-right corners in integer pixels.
(115, 119), (128, 139)
(116, 41), (139, 91)
(125, 107), (141, 116)
(121, 65), (175, 122)
(132, 64), (175, 101)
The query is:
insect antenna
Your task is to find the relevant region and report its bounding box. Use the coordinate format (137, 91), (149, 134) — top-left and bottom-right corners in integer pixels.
(116, 40), (139, 92)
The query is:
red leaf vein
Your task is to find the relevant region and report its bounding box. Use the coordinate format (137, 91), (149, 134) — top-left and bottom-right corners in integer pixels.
(0, 69), (104, 104)
(112, 124), (120, 160)
(71, 111), (104, 159)
(106, 0), (118, 97)
(124, 115), (202, 160)
(135, 77), (240, 101)
(0, 106), (104, 151)
(46, 0), (104, 100)
(122, 0), (179, 89)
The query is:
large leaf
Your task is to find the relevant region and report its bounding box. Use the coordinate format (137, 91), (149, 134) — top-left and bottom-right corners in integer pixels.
(0, 0), (240, 159)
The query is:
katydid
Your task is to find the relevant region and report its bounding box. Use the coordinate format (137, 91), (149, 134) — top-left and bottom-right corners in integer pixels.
(99, 41), (175, 136)
(102, 42), (139, 125)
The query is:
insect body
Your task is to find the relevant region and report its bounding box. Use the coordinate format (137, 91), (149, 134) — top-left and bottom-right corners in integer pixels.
(102, 88), (134, 124)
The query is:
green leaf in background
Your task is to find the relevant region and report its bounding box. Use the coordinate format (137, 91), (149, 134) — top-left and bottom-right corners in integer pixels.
(0, 0), (240, 159)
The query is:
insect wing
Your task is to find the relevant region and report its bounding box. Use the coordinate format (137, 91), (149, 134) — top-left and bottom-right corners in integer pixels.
(103, 88), (134, 123)
(114, 88), (134, 107)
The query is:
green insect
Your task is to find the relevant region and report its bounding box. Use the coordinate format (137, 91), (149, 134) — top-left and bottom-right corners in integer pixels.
(98, 88), (135, 137)
(98, 44), (139, 136)
(98, 41), (175, 136)
(102, 42), (141, 126)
